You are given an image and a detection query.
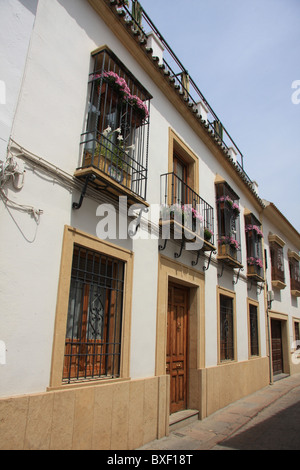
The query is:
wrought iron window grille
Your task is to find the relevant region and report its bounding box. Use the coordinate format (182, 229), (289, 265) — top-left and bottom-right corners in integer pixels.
(216, 182), (242, 268)
(245, 213), (264, 283)
(63, 245), (125, 384)
(77, 47), (152, 203)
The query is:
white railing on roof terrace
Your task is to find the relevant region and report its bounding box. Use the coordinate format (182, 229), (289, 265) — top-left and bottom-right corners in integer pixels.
(111, 0), (253, 186)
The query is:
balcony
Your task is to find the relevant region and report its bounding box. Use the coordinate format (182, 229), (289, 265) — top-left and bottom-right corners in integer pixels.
(160, 172), (216, 256)
(245, 213), (265, 282)
(269, 235), (286, 290)
(216, 181), (243, 269)
(74, 47), (152, 206)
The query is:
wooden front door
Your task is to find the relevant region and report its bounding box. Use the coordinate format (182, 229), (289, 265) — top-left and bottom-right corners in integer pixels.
(271, 319), (283, 376)
(166, 284), (189, 414)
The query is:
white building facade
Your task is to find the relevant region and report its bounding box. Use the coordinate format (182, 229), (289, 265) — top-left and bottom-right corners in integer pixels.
(0, 0), (299, 450)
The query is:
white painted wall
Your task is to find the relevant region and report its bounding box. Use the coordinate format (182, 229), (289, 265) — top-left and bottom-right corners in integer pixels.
(0, 0), (37, 158)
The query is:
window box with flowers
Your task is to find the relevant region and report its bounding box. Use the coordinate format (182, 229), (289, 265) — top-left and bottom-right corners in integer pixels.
(218, 236), (242, 267)
(247, 257), (264, 282)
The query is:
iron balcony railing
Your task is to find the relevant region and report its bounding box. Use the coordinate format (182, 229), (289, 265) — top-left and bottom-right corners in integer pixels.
(80, 47), (151, 201)
(160, 172), (215, 246)
(113, 0), (253, 186)
(245, 213), (264, 280)
(216, 181), (242, 265)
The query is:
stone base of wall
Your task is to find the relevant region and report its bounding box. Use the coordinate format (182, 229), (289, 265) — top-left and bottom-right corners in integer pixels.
(0, 358), (271, 450)
(0, 376), (169, 450)
(199, 357), (270, 418)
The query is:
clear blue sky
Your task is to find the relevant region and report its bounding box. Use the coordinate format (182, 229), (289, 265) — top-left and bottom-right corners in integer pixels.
(140, 0), (300, 233)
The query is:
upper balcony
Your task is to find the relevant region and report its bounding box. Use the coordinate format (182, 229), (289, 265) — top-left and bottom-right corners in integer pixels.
(160, 172), (216, 256)
(245, 212), (265, 283)
(74, 46), (152, 206)
(215, 181), (243, 269)
(269, 234), (286, 290)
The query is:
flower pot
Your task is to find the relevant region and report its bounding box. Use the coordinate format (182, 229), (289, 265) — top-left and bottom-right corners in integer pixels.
(83, 151), (131, 190)
(83, 151), (107, 171)
(219, 243), (237, 260)
(248, 264), (262, 277)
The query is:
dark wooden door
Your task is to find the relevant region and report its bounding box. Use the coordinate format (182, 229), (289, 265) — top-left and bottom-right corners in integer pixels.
(166, 284), (189, 414)
(271, 319), (283, 375)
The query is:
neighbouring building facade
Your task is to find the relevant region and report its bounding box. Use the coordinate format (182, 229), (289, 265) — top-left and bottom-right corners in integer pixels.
(0, 0), (299, 450)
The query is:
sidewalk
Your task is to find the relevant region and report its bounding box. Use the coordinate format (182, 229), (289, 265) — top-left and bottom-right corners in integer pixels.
(139, 373), (300, 451)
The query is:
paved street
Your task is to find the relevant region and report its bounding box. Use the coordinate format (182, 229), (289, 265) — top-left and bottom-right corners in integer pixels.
(139, 373), (300, 451)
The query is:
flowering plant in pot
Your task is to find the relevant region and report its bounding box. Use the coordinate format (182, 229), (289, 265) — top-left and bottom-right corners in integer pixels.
(204, 228), (214, 241)
(93, 71), (131, 99)
(129, 94), (149, 123)
(218, 236), (240, 259)
(247, 257), (263, 275)
(247, 257), (263, 268)
(245, 224), (263, 238)
(217, 196), (240, 217)
(218, 236), (239, 249)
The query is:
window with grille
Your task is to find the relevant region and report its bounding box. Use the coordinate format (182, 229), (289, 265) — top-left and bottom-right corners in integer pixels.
(220, 294), (234, 361)
(295, 322), (300, 348)
(245, 213), (264, 280)
(270, 242), (285, 284)
(249, 304), (259, 357)
(289, 257), (300, 292)
(63, 245), (125, 383)
(216, 181), (242, 264)
(80, 47), (152, 201)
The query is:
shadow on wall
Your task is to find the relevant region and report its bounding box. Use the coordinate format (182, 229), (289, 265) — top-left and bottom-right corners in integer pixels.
(19, 0), (39, 15)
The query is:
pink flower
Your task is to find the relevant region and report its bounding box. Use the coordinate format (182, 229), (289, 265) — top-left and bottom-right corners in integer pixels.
(247, 257), (263, 268)
(245, 224), (263, 238)
(129, 94), (149, 119)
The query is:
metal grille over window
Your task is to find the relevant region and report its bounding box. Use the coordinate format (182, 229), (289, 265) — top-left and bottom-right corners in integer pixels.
(80, 47), (152, 201)
(63, 245), (125, 383)
(220, 295), (234, 361)
(245, 213), (264, 282)
(216, 182), (242, 267)
(270, 242), (285, 284)
(289, 256), (300, 293)
(249, 304), (259, 357)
